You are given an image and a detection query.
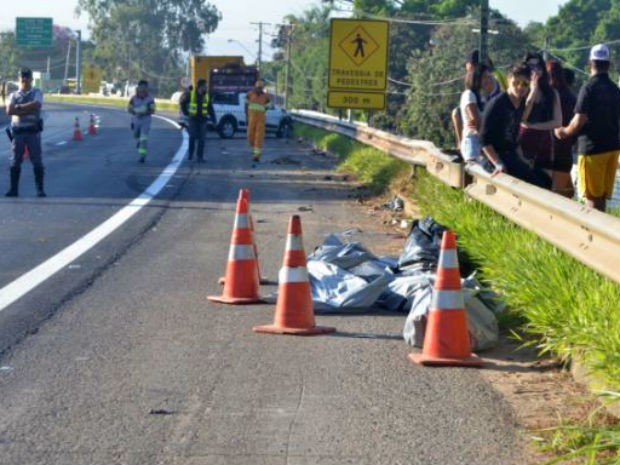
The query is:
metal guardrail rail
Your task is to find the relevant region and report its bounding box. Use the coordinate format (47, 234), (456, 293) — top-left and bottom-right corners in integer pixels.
(292, 110), (620, 286)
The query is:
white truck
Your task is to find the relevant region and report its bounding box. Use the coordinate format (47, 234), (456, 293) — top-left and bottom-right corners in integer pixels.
(210, 91), (293, 139)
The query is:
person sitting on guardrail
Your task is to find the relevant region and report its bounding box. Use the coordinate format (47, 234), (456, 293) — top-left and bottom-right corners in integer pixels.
(480, 63), (552, 189)
(127, 80), (156, 164)
(555, 44), (620, 212)
(451, 50), (502, 152)
(458, 63), (493, 163)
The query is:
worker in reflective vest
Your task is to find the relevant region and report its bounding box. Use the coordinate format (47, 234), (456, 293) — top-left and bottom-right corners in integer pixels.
(181, 79), (215, 163)
(246, 80), (270, 162)
(127, 79), (156, 163)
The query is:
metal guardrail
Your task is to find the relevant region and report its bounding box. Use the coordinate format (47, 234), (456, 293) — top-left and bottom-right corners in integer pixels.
(294, 110), (464, 188)
(292, 110), (620, 286)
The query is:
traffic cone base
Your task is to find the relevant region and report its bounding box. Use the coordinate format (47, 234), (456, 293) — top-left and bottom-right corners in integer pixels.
(218, 276), (271, 285)
(253, 323), (336, 336)
(408, 351), (482, 367)
(209, 295), (263, 305)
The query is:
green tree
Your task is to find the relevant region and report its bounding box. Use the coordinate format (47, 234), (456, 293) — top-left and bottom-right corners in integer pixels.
(279, 6), (332, 111)
(76, 0), (221, 96)
(0, 32), (22, 82)
(544, 0), (611, 69)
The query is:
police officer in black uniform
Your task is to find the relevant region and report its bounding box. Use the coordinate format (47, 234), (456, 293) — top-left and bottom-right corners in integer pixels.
(5, 68), (45, 197)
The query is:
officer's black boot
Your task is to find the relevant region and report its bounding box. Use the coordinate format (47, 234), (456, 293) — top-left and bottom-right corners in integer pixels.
(34, 166), (46, 197)
(5, 166), (20, 197)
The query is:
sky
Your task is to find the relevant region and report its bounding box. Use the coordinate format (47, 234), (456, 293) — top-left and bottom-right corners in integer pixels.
(0, 0), (568, 65)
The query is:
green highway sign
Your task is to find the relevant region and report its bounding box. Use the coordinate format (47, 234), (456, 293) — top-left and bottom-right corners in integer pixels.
(16, 17), (53, 48)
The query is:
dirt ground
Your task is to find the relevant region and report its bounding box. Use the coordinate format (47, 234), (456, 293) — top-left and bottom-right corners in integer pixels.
(345, 187), (603, 465)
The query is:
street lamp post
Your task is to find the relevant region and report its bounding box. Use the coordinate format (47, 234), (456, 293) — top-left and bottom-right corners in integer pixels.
(480, 0), (489, 64)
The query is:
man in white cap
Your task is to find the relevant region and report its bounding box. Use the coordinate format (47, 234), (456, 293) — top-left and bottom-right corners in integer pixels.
(555, 44), (620, 211)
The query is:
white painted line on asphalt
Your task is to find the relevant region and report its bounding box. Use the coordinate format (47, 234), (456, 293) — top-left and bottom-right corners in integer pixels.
(0, 115), (188, 312)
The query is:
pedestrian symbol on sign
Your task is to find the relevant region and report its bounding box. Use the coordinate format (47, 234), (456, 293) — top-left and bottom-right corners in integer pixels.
(352, 34), (367, 58)
(339, 26), (379, 66)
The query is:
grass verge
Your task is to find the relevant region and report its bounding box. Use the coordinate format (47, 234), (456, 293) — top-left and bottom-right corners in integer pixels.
(45, 94), (179, 113)
(297, 122), (620, 464)
(296, 124), (408, 194)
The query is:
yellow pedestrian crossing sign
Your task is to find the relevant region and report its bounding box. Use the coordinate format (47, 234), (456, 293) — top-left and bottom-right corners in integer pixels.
(328, 19), (389, 110)
(329, 19), (389, 92)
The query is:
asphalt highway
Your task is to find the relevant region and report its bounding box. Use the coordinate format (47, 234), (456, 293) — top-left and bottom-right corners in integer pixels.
(0, 104), (525, 465)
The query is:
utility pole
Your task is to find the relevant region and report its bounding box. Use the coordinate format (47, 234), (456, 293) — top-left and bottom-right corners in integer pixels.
(284, 24), (292, 110)
(75, 30), (82, 94)
(543, 36), (550, 61)
(250, 21), (271, 71)
(480, 0), (489, 64)
(64, 40), (72, 84)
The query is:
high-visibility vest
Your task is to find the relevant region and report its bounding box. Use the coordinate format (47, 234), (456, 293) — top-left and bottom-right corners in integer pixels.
(189, 91), (209, 116)
(247, 91), (269, 112)
(248, 102), (267, 112)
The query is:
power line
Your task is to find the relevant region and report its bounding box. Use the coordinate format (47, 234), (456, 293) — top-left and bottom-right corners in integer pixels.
(358, 11), (476, 27)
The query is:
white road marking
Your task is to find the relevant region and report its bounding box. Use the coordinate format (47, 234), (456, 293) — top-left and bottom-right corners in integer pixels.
(0, 115), (187, 311)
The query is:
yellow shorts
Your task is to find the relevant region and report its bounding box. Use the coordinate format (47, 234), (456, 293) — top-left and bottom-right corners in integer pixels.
(578, 150), (620, 200)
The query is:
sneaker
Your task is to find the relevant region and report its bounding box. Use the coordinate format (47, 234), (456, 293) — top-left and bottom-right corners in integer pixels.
(139, 157), (145, 164)
(37, 190), (47, 198)
(5, 190), (17, 197)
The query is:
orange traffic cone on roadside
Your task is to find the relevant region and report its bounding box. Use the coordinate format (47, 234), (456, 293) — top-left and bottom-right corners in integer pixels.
(409, 231), (483, 367)
(88, 114), (97, 135)
(253, 215), (336, 336)
(208, 197), (263, 304)
(219, 189), (269, 285)
(73, 117), (83, 141)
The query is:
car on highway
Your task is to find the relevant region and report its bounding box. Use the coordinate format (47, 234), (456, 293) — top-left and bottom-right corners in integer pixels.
(209, 91), (293, 139)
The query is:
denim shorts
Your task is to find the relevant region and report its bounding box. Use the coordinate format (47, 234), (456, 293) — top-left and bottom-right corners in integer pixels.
(460, 133), (482, 162)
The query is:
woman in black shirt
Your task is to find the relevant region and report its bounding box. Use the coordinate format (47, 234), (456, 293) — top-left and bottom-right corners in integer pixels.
(480, 63), (552, 189)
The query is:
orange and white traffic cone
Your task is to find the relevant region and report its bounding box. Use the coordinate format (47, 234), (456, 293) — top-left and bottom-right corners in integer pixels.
(219, 189), (269, 285)
(253, 215), (336, 336)
(208, 197), (263, 304)
(409, 231), (483, 367)
(88, 114), (97, 135)
(73, 116), (83, 141)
